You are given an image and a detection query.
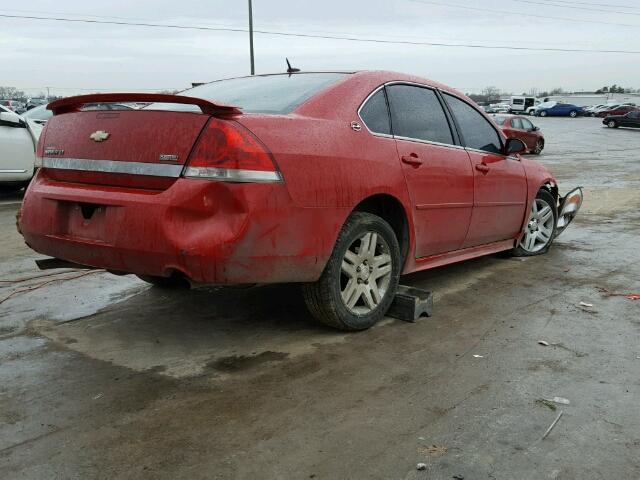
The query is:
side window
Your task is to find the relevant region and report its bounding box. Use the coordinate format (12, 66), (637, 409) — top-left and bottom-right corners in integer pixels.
(359, 89), (391, 135)
(510, 118), (523, 129)
(443, 93), (502, 154)
(520, 118), (534, 130)
(386, 84), (453, 145)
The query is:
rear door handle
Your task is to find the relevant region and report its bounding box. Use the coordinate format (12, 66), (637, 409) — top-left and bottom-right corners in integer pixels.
(475, 163), (490, 174)
(401, 153), (423, 167)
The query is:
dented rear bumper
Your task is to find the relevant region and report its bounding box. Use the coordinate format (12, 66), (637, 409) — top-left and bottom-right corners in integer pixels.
(19, 171), (344, 284)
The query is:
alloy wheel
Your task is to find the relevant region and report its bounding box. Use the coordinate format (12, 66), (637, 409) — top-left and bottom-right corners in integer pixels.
(519, 198), (555, 253)
(534, 139), (544, 154)
(340, 231), (393, 314)
(608, 121), (616, 128)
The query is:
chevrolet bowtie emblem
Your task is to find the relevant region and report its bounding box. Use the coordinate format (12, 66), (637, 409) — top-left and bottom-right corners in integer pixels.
(90, 130), (110, 142)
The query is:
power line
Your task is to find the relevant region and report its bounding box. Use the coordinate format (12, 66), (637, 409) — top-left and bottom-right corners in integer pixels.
(0, 8), (604, 47)
(510, 0), (640, 16)
(408, 0), (640, 27)
(538, 0), (640, 10)
(1, 13), (640, 54)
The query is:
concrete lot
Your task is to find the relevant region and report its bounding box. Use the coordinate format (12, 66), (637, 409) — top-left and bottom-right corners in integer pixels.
(1, 117), (639, 479)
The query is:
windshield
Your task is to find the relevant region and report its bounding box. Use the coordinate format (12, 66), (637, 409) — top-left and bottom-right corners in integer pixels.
(493, 115), (507, 125)
(148, 73), (349, 114)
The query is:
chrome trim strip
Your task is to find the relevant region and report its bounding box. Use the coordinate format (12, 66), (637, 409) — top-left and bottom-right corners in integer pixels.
(40, 157), (183, 177)
(183, 167), (283, 183)
(465, 147), (520, 161)
(394, 135), (466, 151)
(0, 169), (28, 173)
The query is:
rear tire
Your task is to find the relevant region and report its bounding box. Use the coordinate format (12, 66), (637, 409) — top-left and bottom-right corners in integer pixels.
(303, 212), (401, 331)
(511, 190), (557, 257)
(0, 184), (27, 195)
(569, 110), (578, 118)
(136, 274), (189, 288)
(539, 111), (547, 117)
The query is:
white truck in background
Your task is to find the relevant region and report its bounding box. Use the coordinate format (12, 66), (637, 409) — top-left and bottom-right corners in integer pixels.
(509, 96), (540, 115)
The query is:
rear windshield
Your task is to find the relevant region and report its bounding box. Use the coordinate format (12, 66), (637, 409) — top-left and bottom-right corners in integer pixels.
(149, 73), (348, 114)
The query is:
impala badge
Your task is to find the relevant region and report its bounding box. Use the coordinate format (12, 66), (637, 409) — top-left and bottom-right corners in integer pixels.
(44, 147), (64, 156)
(90, 130), (110, 142)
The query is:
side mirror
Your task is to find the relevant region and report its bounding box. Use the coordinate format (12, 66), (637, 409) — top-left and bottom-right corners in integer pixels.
(504, 137), (526, 155)
(0, 111), (25, 127)
(532, 126), (540, 131)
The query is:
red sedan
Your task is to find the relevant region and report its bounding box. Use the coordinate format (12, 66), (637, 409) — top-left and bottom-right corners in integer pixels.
(19, 71), (582, 330)
(596, 105), (638, 118)
(493, 114), (545, 154)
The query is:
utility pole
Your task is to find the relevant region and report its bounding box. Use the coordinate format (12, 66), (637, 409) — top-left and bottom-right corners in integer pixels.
(248, 0), (255, 75)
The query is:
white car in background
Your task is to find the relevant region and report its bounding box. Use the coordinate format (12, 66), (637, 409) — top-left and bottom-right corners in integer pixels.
(0, 104), (39, 193)
(21, 104), (52, 138)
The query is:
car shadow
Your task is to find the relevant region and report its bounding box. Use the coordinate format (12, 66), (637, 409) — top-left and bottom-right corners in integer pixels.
(35, 282), (348, 378)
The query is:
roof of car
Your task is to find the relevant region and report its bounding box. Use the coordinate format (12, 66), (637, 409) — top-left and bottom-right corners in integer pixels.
(204, 70), (467, 98)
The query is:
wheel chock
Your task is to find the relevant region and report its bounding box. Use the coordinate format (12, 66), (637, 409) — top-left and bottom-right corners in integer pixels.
(387, 285), (433, 323)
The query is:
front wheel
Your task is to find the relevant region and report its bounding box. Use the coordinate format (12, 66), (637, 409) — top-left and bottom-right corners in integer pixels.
(303, 212), (401, 331)
(569, 110), (578, 118)
(532, 139), (544, 154)
(607, 120), (618, 128)
(529, 110), (536, 116)
(539, 111), (547, 117)
(512, 190), (557, 257)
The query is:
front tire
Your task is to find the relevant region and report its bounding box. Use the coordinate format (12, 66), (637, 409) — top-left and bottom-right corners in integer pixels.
(533, 139), (544, 154)
(512, 190), (557, 257)
(303, 212), (401, 331)
(569, 110), (578, 118)
(539, 111), (547, 117)
(607, 120), (618, 128)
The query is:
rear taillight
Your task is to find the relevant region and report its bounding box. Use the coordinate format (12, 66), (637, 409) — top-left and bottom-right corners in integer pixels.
(183, 118), (282, 183)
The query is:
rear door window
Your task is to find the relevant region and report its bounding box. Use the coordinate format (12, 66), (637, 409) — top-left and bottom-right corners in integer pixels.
(443, 93), (502, 154)
(386, 84), (453, 145)
(510, 118), (523, 129)
(359, 89), (391, 135)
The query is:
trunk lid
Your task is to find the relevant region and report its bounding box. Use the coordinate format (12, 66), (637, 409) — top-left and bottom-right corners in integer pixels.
(39, 94), (241, 190)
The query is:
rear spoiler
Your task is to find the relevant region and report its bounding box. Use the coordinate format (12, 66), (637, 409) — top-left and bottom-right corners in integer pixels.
(47, 93), (242, 116)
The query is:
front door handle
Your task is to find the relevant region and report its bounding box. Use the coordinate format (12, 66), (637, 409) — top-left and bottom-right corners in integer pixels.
(401, 153), (423, 167)
(475, 163), (490, 174)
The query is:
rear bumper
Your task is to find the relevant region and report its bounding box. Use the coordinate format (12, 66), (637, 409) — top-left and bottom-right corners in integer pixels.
(19, 171), (344, 284)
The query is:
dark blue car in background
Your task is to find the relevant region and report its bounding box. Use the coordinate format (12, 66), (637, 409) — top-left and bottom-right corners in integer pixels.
(535, 102), (585, 118)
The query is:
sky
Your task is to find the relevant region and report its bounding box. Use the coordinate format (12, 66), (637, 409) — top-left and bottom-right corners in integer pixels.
(1, 0), (639, 97)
